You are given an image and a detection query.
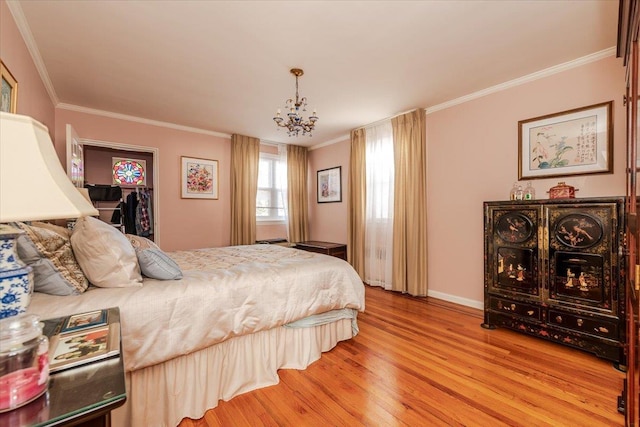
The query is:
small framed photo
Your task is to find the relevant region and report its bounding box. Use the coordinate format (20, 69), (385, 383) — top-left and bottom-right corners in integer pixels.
(1, 60), (18, 113)
(49, 323), (120, 373)
(317, 166), (342, 203)
(518, 101), (613, 180)
(181, 156), (219, 199)
(61, 309), (107, 334)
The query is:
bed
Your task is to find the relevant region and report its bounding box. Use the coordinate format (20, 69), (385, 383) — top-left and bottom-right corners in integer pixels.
(24, 234), (365, 427)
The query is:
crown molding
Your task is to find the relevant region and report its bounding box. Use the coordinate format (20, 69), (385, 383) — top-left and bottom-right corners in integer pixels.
(8, 0), (616, 150)
(425, 47), (616, 114)
(309, 47), (616, 150)
(57, 103), (231, 138)
(311, 47), (617, 150)
(6, 0), (59, 106)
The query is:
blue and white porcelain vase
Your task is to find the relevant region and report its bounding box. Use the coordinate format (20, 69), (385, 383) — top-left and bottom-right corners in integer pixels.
(0, 224), (33, 319)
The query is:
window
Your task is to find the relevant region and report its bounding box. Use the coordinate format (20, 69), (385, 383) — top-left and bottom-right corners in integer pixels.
(256, 153), (286, 221)
(364, 121), (394, 289)
(365, 123), (394, 220)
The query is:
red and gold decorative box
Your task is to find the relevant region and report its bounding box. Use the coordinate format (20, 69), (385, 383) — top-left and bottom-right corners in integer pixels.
(547, 182), (578, 199)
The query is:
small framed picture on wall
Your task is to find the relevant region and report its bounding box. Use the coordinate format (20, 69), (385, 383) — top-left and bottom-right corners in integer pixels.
(317, 166), (342, 203)
(1, 60), (18, 113)
(181, 156), (219, 199)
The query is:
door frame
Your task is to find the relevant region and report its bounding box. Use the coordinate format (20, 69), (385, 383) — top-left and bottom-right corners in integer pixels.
(79, 137), (160, 246)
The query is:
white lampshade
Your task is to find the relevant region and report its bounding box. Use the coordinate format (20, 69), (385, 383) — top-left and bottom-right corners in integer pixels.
(0, 112), (98, 222)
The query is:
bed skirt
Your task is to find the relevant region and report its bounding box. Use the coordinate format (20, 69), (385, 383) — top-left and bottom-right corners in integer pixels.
(111, 317), (356, 427)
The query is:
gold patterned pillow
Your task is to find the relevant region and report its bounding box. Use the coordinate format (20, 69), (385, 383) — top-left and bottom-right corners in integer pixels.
(14, 222), (88, 295)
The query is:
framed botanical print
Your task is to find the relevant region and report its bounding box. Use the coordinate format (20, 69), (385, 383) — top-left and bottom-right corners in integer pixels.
(518, 101), (613, 179)
(181, 156), (218, 199)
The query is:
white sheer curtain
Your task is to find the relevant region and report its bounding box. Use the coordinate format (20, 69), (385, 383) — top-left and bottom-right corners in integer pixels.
(364, 121), (394, 289)
(276, 144), (289, 241)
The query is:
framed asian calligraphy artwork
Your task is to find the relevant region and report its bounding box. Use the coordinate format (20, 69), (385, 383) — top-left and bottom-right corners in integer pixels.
(518, 101), (612, 180)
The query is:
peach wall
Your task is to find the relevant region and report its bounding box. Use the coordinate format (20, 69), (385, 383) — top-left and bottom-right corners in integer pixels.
(426, 55), (625, 307)
(309, 55), (626, 308)
(308, 138), (350, 244)
(54, 109), (231, 251)
(0, 0), (54, 133)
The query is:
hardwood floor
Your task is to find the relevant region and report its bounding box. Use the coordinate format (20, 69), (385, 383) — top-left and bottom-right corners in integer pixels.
(179, 285), (625, 426)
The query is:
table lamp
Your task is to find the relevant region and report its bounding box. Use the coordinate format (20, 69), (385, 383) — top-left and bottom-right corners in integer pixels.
(0, 112), (98, 318)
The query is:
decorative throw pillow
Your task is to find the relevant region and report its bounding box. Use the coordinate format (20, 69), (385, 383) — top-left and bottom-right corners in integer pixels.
(71, 216), (143, 288)
(13, 221), (88, 295)
(126, 234), (183, 280)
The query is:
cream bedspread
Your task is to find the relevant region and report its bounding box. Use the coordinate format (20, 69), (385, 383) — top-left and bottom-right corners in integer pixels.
(26, 244), (365, 372)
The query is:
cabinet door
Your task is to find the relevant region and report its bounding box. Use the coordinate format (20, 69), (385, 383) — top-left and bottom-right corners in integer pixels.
(486, 205), (541, 298)
(546, 203), (619, 316)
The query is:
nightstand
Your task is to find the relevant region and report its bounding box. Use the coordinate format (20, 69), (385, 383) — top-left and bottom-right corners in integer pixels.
(295, 241), (347, 260)
(0, 308), (126, 427)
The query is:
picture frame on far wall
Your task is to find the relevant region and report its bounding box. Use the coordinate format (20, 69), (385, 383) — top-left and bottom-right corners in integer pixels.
(1, 60), (18, 113)
(181, 156), (218, 199)
(317, 166), (342, 203)
(518, 101), (613, 180)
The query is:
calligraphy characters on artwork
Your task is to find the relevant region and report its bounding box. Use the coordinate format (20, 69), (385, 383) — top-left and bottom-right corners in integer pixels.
(518, 101), (612, 179)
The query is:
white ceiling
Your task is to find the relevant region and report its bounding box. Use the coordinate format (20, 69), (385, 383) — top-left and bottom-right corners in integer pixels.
(10, 0), (619, 147)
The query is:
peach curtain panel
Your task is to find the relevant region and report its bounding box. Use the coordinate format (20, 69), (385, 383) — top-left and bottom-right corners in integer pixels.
(230, 134), (260, 245)
(391, 110), (428, 296)
(286, 144), (309, 243)
(348, 128), (366, 279)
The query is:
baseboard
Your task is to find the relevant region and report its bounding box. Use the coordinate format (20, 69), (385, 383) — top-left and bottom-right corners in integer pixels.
(427, 290), (483, 310)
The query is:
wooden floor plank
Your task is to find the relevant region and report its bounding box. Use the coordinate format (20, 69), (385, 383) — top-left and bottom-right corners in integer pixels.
(180, 285), (625, 427)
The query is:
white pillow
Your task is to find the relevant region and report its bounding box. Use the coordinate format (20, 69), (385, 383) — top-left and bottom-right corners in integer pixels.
(71, 216), (142, 288)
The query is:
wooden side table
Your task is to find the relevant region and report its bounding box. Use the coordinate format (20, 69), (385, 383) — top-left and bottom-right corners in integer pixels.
(295, 241), (347, 260)
(0, 308), (126, 427)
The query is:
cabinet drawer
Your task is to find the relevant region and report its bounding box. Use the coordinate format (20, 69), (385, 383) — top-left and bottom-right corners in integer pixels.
(548, 310), (618, 340)
(489, 297), (541, 321)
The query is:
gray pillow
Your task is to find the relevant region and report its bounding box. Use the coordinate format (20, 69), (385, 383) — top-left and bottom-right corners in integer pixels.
(13, 222), (88, 295)
(136, 248), (183, 280)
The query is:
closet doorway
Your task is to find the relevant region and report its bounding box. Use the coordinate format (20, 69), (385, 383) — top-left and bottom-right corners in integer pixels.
(66, 125), (161, 245)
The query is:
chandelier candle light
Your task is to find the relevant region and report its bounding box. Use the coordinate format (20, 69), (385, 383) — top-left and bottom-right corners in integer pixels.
(273, 68), (318, 137)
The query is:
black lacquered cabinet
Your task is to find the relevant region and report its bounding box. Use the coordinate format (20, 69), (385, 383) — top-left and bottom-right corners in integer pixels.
(482, 197), (625, 365)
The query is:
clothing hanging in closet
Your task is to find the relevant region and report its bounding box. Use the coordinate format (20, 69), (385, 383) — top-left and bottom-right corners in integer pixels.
(124, 188), (153, 237)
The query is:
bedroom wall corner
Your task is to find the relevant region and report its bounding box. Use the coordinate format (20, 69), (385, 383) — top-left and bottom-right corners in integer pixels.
(307, 138), (350, 245)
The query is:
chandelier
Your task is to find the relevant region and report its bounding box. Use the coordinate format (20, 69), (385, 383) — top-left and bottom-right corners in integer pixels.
(273, 68), (318, 137)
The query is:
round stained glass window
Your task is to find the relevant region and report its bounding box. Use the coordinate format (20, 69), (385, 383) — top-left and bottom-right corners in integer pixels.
(113, 160), (146, 185)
